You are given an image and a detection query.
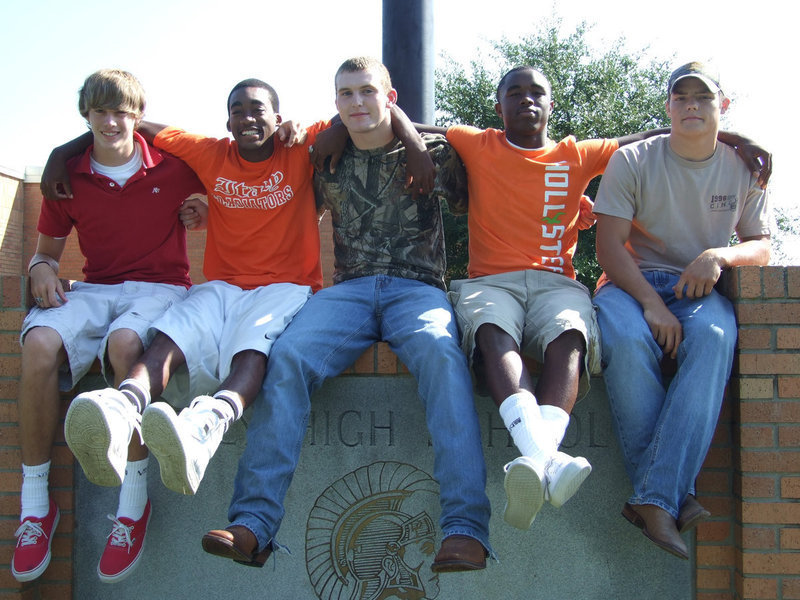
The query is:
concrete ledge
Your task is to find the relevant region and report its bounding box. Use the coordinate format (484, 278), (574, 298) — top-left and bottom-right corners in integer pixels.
(75, 375), (692, 599)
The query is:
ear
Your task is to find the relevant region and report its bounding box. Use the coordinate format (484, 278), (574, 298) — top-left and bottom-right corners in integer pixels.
(226, 119), (231, 133)
(720, 96), (731, 114)
(494, 102), (503, 120)
(387, 88), (398, 107)
(665, 99), (672, 120)
(275, 113), (282, 125)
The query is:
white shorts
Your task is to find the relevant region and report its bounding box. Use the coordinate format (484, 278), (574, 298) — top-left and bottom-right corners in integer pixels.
(21, 281), (188, 391)
(448, 269), (601, 397)
(150, 280), (312, 397)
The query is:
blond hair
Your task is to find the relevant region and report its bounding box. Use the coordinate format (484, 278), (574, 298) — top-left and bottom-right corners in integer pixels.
(335, 57), (392, 93)
(78, 69), (146, 119)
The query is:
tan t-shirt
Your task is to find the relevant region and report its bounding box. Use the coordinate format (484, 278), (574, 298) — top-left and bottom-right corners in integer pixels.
(593, 134), (770, 283)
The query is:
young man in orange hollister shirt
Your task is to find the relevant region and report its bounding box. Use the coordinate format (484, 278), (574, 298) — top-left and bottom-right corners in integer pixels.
(413, 66), (770, 532)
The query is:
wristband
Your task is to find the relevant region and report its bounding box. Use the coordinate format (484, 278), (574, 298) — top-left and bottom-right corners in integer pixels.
(28, 253), (60, 275)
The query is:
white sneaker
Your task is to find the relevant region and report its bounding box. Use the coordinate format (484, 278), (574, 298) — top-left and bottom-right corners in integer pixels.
(502, 456), (545, 530)
(65, 389), (141, 487)
(142, 397), (226, 495)
(544, 452), (592, 508)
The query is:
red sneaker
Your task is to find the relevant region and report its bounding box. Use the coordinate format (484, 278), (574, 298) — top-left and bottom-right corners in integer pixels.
(11, 498), (60, 582)
(97, 500), (151, 583)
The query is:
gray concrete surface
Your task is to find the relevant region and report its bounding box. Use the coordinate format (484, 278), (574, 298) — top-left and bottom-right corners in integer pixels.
(75, 376), (692, 599)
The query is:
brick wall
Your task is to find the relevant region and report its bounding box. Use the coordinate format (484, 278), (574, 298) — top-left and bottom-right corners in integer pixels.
(0, 170), (24, 277)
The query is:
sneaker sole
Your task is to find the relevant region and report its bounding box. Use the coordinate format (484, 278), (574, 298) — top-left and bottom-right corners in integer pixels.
(142, 405), (198, 495)
(503, 462), (545, 530)
(97, 508), (151, 583)
(11, 509), (60, 582)
(548, 461), (592, 508)
(65, 397), (124, 487)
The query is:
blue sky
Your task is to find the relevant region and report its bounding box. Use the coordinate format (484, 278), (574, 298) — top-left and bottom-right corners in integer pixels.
(2, 0), (795, 258)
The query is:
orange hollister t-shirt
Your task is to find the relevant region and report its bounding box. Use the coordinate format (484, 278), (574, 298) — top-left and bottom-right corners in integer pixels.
(155, 123), (327, 291)
(447, 125), (618, 280)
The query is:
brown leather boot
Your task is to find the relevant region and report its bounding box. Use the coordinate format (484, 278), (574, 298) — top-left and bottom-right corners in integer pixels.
(622, 502), (688, 560)
(202, 525), (272, 567)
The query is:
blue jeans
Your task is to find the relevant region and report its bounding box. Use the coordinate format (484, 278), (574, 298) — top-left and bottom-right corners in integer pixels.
(593, 272), (737, 518)
(228, 275), (492, 553)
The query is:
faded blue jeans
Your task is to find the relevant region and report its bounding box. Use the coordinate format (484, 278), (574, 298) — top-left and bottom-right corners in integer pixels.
(228, 275), (492, 554)
(593, 271), (737, 518)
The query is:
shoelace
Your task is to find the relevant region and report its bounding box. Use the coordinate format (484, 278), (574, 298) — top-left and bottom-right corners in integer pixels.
(15, 520), (47, 547)
(106, 515), (134, 553)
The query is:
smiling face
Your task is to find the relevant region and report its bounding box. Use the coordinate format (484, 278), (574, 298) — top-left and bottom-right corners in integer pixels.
(334, 67), (396, 148)
(495, 67), (553, 148)
(87, 106), (139, 166)
(227, 86), (281, 162)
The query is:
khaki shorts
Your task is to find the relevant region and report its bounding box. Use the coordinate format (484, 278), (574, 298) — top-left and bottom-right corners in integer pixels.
(21, 281), (188, 390)
(151, 280), (311, 398)
(448, 269), (601, 397)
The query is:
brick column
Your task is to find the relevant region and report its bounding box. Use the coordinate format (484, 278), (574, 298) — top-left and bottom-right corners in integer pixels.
(0, 276), (74, 599)
(716, 266), (800, 600)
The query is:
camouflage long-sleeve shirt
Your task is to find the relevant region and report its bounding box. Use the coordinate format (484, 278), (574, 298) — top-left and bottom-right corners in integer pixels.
(314, 133), (467, 291)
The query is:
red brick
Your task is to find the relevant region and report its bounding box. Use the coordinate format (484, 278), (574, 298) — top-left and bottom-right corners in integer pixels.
(740, 475), (777, 499)
(703, 446), (732, 468)
(741, 576), (778, 598)
(739, 425), (776, 448)
(781, 527), (800, 550)
(736, 303), (800, 326)
(777, 327), (800, 349)
(733, 266), (763, 299)
(0, 379), (19, 400)
(778, 377), (800, 399)
(785, 577), (800, 599)
(1, 276), (23, 309)
(738, 353), (800, 375)
(736, 377), (774, 399)
(697, 521), (732, 543)
(739, 401), (800, 423)
(0, 310), (24, 331)
(781, 477), (800, 498)
(742, 553), (800, 575)
(742, 502), (800, 525)
(740, 449), (800, 472)
(352, 346), (374, 374)
(697, 470), (730, 494)
(0, 355), (21, 377)
(0, 400), (19, 421)
(0, 332), (20, 354)
(740, 526), (777, 549)
(780, 425), (800, 447)
(787, 266), (800, 298)
(697, 567), (732, 590)
(763, 268), (786, 299)
(738, 328), (773, 350)
(701, 495), (734, 519)
(696, 593), (734, 600)
(697, 544), (735, 567)
(375, 342), (399, 374)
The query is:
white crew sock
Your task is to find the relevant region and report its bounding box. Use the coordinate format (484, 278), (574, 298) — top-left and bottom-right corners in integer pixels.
(117, 457), (149, 520)
(21, 461), (50, 520)
(119, 378), (152, 413)
(499, 391), (555, 469)
(539, 404), (571, 449)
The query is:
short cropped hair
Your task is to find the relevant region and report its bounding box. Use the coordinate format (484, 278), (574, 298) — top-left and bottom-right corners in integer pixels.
(78, 69), (146, 119)
(496, 66), (551, 101)
(227, 79), (280, 114)
(335, 57), (392, 93)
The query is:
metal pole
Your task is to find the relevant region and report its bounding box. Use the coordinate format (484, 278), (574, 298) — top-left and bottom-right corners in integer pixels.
(382, 0), (434, 124)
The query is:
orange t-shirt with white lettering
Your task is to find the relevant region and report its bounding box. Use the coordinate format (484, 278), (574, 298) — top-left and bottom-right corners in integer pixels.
(155, 124), (326, 291)
(447, 126), (618, 280)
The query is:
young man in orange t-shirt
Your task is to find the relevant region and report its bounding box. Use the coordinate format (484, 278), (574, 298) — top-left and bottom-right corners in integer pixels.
(418, 66), (770, 532)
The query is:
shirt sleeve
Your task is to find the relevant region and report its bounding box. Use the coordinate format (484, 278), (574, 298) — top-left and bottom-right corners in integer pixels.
(430, 138), (468, 216)
(593, 148), (637, 221)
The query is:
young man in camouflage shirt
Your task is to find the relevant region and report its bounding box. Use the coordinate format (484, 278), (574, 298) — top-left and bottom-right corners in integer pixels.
(202, 57), (492, 572)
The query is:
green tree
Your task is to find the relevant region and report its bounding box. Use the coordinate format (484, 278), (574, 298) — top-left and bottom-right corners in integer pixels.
(436, 17), (672, 288)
